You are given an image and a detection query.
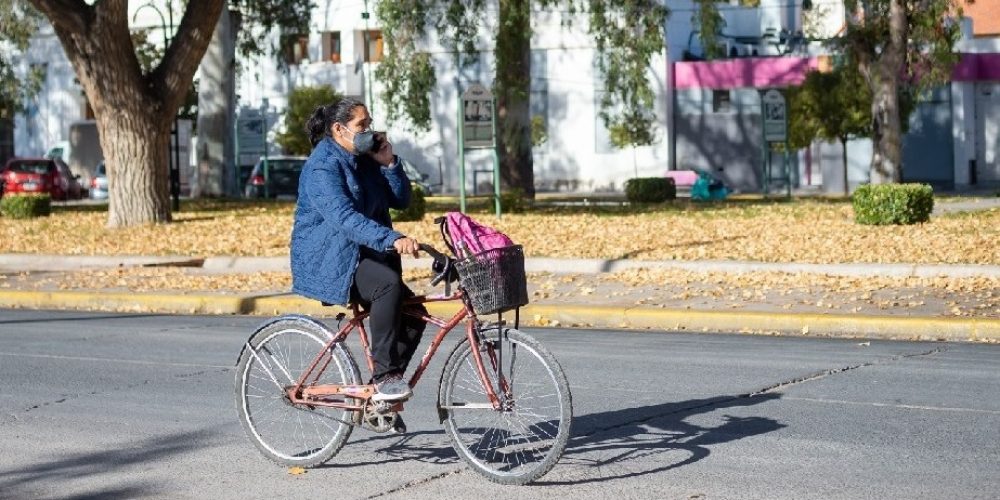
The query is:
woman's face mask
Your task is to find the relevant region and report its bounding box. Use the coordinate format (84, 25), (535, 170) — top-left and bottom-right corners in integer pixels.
(342, 126), (375, 155)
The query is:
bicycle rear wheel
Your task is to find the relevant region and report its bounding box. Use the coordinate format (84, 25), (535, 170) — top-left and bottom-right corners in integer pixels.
(439, 327), (572, 485)
(235, 315), (360, 467)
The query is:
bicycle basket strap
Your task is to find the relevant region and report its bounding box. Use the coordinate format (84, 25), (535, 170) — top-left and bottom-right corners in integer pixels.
(444, 211), (514, 259)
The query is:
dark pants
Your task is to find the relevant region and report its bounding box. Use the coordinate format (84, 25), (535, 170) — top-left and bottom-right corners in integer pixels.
(351, 253), (427, 381)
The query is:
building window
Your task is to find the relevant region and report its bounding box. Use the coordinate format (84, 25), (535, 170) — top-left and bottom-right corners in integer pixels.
(593, 91), (615, 154)
(363, 30), (383, 62)
(712, 90), (732, 113)
(282, 34), (310, 65)
(321, 31), (341, 63)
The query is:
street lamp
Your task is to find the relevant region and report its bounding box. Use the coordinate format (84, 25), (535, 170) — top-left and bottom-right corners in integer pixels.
(133, 1), (181, 212)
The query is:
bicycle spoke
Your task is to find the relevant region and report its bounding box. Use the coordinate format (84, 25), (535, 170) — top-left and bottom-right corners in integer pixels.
(237, 322), (357, 467)
(442, 329), (571, 484)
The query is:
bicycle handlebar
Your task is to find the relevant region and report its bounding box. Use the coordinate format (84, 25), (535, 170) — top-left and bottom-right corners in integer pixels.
(384, 243), (453, 288)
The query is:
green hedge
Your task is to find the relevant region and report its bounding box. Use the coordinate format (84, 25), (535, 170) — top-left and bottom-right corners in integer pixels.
(852, 183), (934, 225)
(390, 184), (426, 222)
(625, 177), (676, 203)
(0, 193), (51, 219)
(500, 188), (529, 214)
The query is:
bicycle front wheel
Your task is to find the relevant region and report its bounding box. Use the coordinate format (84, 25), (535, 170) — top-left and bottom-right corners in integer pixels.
(439, 327), (572, 485)
(235, 315), (360, 468)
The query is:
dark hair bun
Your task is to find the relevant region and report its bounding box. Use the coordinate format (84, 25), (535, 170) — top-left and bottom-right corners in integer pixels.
(306, 105), (330, 146)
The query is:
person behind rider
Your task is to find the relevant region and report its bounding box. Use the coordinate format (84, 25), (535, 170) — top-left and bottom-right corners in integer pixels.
(290, 97), (427, 403)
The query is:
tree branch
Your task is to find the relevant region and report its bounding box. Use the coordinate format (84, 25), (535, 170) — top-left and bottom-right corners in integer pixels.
(28, 0), (91, 35)
(153, 0), (225, 114)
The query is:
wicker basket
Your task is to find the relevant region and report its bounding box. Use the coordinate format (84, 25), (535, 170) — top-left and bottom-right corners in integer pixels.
(454, 245), (529, 316)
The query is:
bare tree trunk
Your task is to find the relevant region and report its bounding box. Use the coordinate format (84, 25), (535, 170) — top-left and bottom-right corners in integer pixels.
(869, 0), (906, 184)
(100, 112), (173, 226)
(495, 0), (535, 198)
(30, 0), (225, 227)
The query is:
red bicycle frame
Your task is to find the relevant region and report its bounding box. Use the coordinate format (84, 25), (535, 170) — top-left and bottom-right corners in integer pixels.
(284, 289), (508, 411)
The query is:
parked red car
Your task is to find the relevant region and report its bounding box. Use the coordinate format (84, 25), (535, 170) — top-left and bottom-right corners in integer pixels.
(1, 157), (84, 201)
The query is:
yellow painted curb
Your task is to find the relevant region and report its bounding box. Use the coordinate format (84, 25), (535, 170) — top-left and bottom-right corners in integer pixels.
(533, 304), (1000, 341)
(1, 289), (997, 342)
(0, 289), (251, 315)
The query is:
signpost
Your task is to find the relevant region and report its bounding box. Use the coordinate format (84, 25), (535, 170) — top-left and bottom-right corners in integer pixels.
(760, 89), (791, 197)
(234, 99), (269, 198)
(457, 83), (501, 216)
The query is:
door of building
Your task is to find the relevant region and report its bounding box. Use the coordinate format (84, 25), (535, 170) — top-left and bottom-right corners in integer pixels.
(974, 82), (1000, 184)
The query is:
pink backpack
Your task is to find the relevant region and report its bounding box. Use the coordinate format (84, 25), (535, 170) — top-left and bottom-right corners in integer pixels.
(443, 211), (514, 259)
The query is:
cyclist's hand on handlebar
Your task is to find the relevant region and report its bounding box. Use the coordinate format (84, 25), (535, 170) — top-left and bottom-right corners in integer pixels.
(393, 236), (420, 258)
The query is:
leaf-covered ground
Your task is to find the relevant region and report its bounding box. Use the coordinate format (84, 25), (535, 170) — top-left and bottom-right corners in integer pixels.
(2, 198), (998, 264)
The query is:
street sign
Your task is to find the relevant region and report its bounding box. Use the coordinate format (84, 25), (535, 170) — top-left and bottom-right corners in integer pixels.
(456, 83), (501, 216)
(236, 109), (267, 154)
(461, 83), (495, 149)
(761, 89), (787, 143)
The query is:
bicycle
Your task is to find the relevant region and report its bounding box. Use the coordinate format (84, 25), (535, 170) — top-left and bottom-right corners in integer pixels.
(234, 219), (573, 485)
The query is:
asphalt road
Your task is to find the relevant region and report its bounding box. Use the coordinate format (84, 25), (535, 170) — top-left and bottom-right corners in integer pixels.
(1, 309), (998, 500)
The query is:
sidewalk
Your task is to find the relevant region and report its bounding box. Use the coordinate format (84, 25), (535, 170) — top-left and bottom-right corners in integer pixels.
(1, 254), (997, 342)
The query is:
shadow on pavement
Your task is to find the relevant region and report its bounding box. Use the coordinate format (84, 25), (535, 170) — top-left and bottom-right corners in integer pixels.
(0, 427), (223, 498)
(319, 393), (784, 486)
(319, 429), (457, 469)
(537, 393), (785, 485)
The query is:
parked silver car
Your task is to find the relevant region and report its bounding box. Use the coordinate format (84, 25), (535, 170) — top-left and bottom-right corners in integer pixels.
(90, 161), (108, 200)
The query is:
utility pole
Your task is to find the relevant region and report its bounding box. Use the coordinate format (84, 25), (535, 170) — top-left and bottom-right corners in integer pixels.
(362, 0), (374, 115)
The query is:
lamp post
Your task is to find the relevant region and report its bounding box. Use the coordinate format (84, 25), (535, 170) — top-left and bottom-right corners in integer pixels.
(133, 1), (181, 212)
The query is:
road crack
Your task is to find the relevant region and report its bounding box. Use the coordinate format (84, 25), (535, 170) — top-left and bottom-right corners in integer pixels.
(749, 346), (946, 396)
(577, 346), (947, 439)
(21, 367), (228, 413)
(364, 468), (464, 498)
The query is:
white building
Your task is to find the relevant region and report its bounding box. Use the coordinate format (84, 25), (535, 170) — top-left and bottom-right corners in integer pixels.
(9, 0), (999, 195)
(238, 2), (673, 194)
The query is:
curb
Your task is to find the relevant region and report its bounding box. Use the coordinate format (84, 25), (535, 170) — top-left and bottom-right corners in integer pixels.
(4, 253), (999, 278)
(0, 254), (203, 272)
(189, 257), (1000, 278)
(1, 289), (997, 342)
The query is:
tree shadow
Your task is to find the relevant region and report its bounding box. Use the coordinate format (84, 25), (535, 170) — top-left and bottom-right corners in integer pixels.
(0, 427), (224, 499)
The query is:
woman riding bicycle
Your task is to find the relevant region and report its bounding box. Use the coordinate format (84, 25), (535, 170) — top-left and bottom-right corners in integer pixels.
(290, 97), (426, 402)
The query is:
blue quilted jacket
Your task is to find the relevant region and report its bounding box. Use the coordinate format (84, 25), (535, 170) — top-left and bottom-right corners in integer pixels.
(290, 137), (411, 305)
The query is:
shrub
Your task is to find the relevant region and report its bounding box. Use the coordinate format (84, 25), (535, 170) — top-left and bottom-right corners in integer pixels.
(625, 177), (676, 203)
(500, 188), (529, 213)
(0, 193), (52, 219)
(852, 183), (934, 225)
(275, 84), (343, 156)
(390, 184), (426, 222)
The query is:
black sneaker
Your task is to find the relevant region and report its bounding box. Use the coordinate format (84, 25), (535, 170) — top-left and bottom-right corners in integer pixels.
(391, 414), (407, 434)
(373, 375), (412, 402)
